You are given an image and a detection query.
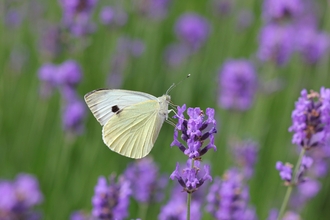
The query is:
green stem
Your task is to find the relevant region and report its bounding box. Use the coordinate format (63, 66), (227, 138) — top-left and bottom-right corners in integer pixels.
(277, 148), (306, 220)
(138, 203), (148, 220)
(186, 159), (195, 220)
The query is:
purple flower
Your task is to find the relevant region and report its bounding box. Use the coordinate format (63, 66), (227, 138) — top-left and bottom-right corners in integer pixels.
(298, 179), (320, 199)
(276, 156), (313, 185)
(163, 43), (190, 67)
(289, 88), (330, 148)
(206, 169), (256, 220)
(39, 25), (63, 58)
(5, 8), (23, 28)
(59, 0), (98, 36)
(309, 145), (330, 177)
(70, 211), (90, 220)
(276, 161), (293, 183)
(175, 13), (210, 51)
(38, 63), (58, 86)
(267, 209), (300, 220)
(211, 0), (235, 16)
(38, 60), (82, 92)
(57, 60), (82, 87)
(158, 185), (202, 220)
(231, 140), (258, 179)
(295, 27), (330, 64)
(132, 0), (171, 20)
(91, 175), (131, 220)
(107, 37), (145, 88)
(62, 99), (86, 134)
(100, 6), (127, 27)
(170, 160), (212, 193)
(218, 59), (258, 111)
(117, 37), (145, 57)
(0, 174), (43, 219)
(124, 157), (167, 203)
(262, 0), (303, 22)
(236, 10), (254, 31)
(14, 174), (43, 207)
(171, 105), (217, 159)
(257, 24), (294, 66)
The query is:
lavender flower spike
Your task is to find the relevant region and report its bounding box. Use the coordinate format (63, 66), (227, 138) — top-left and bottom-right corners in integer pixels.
(276, 156), (313, 185)
(171, 105), (217, 159)
(170, 160), (212, 193)
(206, 169), (257, 220)
(257, 24), (294, 66)
(289, 88), (330, 149)
(124, 157), (167, 203)
(92, 175), (131, 220)
(0, 173), (43, 220)
(175, 13), (210, 51)
(218, 59), (258, 111)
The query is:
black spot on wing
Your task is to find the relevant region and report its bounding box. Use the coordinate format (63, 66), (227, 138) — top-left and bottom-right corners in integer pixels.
(111, 105), (120, 113)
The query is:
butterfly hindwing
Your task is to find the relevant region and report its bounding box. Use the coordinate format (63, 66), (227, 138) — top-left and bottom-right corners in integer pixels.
(102, 100), (166, 159)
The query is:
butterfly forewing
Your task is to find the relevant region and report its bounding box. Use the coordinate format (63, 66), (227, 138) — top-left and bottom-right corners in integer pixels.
(84, 89), (158, 126)
(102, 100), (166, 158)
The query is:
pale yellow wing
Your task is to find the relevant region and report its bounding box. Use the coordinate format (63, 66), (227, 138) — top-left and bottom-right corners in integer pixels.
(102, 100), (166, 159)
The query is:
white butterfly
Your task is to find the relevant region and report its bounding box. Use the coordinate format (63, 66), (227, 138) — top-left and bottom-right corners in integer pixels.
(84, 89), (171, 159)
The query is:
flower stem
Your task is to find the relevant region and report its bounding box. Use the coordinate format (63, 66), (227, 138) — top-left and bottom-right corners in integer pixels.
(187, 192), (191, 220)
(138, 203), (148, 220)
(277, 148), (306, 220)
(186, 159), (195, 220)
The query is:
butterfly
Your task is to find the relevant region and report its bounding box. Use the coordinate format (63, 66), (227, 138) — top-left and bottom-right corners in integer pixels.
(84, 89), (171, 159)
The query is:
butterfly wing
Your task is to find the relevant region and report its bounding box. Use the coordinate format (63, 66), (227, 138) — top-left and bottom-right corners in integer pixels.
(102, 100), (166, 159)
(84, 89), (157, 126)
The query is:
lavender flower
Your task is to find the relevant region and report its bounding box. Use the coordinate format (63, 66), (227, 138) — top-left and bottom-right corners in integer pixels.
(38, 63), (58, 86)
(309, 145), (330, 177)
(175, 13), (210, 51)
(62, 99), (86, 134)
(171, 105), (217, 159)
(158, 185), (202, 220)
(170, 160), (212, 194)
(267, 209), (301, 220)
(218, 59), (258, 111)
(124, 157), (167, 203)
(91, 175), (131, 220)
(70, 211), (90, 220)
(39, 25), (63, 58)
(38, 60), (85, 134)
(257, 24), (294, 66)
(288, 179), (320, 211)
(132, 0), (171, 20)
(211, 0), (235, 16)
(231, 140), (258, 179)
(206, 169), (257, 220)
(5, 8), (23, 28)
(236, 9), (254, 31)
(59, 0), (98, 37)
(57, 60), (82, 87)
(107, 37), (145, 88)
(262, 0), (303, 22)
(0, 174), (43, 219)
(289, 88), (330, 148)
(276, 156), (313, 185)
(295, 27), (330, 64)
(163, 43), (190, 67)
(100, 6), (127, 27)
(38, 60), (82, 92)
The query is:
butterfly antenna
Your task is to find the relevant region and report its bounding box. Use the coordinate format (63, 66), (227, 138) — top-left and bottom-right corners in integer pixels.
(166, 74), (191, 95)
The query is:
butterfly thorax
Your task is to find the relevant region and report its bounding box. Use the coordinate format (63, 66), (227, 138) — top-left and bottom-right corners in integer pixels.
(158, 94), (170, 119)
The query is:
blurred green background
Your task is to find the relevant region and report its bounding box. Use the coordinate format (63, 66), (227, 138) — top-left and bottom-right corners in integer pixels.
(1, 0), (330, 219)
